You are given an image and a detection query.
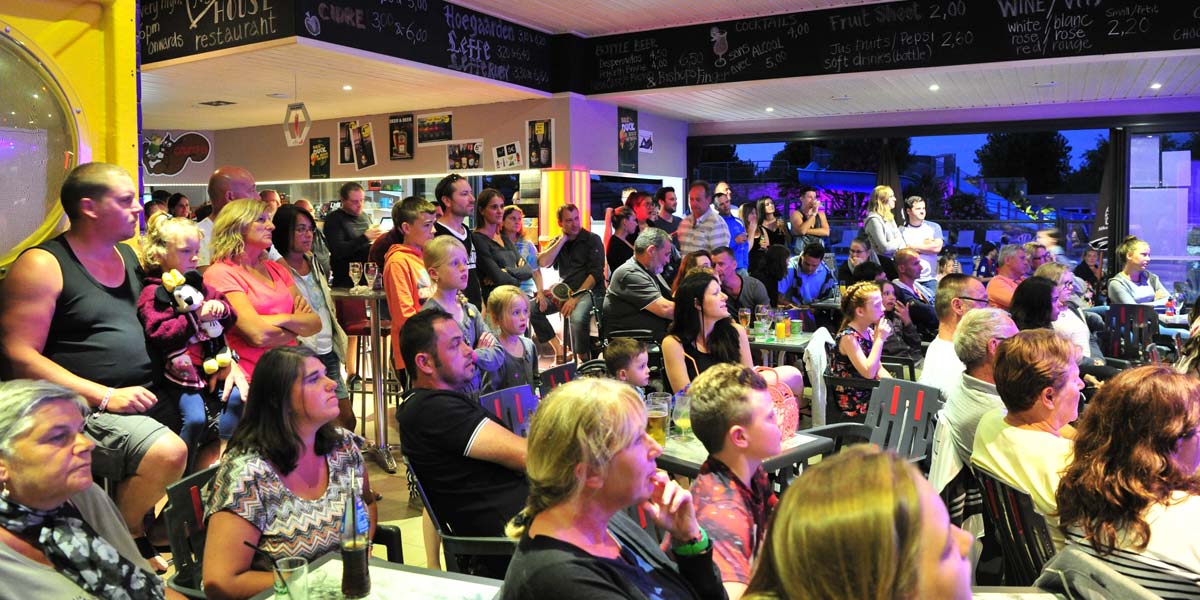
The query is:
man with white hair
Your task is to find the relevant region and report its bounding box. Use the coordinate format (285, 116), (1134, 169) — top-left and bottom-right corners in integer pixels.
(943, 308), (1018, 464)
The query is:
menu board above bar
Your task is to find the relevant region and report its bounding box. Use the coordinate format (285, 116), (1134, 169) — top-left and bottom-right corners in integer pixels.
(293, 0), (553, 91)
(583, 0), (1200, 94)
(139, 0), (296, 63)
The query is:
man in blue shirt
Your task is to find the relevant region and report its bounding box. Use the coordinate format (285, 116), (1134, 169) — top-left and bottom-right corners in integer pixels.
(784, 242), (837, 305)
(714, 182), (748, 273)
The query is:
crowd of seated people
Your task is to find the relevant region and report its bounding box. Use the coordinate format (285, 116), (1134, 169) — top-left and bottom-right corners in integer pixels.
(7, 164), (1200, 599)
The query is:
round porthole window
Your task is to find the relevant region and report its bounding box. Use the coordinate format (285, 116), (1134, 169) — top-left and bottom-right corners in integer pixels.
(0, 22), (83, 271)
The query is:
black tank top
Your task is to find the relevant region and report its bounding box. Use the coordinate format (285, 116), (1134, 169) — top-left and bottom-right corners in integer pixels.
(674, 335), (721, 382)
(35, 235), (157, 388)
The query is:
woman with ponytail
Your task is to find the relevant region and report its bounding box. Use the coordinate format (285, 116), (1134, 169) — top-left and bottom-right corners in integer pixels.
(500, 378), (724, 600)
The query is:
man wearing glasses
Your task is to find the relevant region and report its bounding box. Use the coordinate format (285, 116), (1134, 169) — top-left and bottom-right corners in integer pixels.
(918, 273), (989, 396)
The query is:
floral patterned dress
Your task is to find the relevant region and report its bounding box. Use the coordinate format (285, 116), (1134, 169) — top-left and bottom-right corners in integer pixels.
(828, 326), (875, 418)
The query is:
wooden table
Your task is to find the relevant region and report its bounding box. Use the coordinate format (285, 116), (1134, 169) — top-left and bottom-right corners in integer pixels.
(249, 552), (503, 599)
(656, 430), (834, 480)
(332, 287), (397, 473)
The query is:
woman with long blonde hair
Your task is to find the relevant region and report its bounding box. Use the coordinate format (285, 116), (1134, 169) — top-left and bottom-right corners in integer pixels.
(863, 185), (906, 261)
(744, 445), (973, 600)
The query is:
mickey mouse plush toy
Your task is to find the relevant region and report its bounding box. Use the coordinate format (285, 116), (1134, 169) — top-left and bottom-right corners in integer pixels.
(143, 269), (237, 385)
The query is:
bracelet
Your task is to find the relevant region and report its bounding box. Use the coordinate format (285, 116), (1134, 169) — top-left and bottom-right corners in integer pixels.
(98, 387), (114, 412)
(671, 527), (710, 557)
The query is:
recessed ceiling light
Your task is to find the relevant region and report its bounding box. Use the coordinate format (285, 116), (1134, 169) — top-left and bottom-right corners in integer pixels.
(928, 84), (940, 92)
(1032, 81), (1057, 88)
(342, 85), (353, 91)
(31, 93), (38, 99)
(266, 92), (289, 99)
(1150, 82), (1163, 90)
(765, 107), (775, 113)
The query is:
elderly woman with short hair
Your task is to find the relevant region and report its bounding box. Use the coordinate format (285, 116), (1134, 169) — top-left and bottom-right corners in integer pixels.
(0, 380), (167, 599)
(972, 329), (1084, 549)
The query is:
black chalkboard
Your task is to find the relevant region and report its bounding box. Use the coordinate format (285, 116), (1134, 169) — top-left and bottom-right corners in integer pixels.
(292, 0), (553, 92)
(582, 0), (1200, 94)
(139, 0), (295, 63)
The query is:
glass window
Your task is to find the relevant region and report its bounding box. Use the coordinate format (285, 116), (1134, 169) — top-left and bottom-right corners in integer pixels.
(1127, 132), (1200, 303)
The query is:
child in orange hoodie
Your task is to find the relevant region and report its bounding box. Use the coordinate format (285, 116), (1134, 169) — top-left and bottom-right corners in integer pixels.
(384, 197), (438, 374)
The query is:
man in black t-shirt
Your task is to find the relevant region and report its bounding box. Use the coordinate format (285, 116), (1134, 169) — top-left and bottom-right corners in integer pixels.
(604, 228), (676, 342)
(324, 181), (383, 288)
(396, 309), (528, 541)
(537, 204), (605, 360)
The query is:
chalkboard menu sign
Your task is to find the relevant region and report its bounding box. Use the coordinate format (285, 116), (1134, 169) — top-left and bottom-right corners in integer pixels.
(293, 0), (553, 92)
(582, 0), (1200, 94)
(139, 0), (295, 63)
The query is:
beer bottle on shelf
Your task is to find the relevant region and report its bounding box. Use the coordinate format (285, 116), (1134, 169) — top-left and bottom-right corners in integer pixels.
(341, 478), (371, 599)
(529, 130), (541, 168)
(539, 132), (550, 167)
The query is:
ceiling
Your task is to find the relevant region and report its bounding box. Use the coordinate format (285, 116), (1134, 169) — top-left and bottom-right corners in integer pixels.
(140, 0), (1200, 133)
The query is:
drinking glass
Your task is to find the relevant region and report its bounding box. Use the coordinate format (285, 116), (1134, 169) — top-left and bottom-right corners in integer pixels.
(273, 556), (309, 600)
(364, 262), (379, 291)
(645, 393), (671, 446)
(348, 262), (363, 291)
(670, 392), (692, 440)
(737, 308), (751, 329)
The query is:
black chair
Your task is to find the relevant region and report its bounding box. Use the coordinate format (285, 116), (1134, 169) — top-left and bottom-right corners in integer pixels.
(1098, 304), (1175, 364)
(814, 377), (941, 469)
(405, 458), (517, 573)
(577, 358), (608, 377)
(163, 466), (218, 599)
(479, 384), (539, 438)
(881, 354), (919, 381)
(538, 361), (579, 396)
(974, 467), (1057, 587)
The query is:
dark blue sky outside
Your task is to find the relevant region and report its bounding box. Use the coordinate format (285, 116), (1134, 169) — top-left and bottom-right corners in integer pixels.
(736, 129), (1107, 177)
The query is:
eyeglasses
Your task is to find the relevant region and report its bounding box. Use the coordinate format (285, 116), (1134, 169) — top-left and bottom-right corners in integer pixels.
(295, 226), (315, 234)
(956, 296), (989, 304)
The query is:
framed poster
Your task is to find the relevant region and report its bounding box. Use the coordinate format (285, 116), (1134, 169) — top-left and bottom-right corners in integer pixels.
(447, 140), (483, 171)
(617, 108), (638, 173)
(639, 129), (655, 154)
(388, 114), (414, 160)
(337, 120), (356, 165)
(416, 112), (454, 146)
(352, 121), (377, 170)
(309, 137), (330, 179)
(494, 141), (523, 170)
(526, 118), (554, 169)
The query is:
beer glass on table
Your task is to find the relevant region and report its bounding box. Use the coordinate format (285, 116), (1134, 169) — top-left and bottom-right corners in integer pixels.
(645, 393), (671, 446)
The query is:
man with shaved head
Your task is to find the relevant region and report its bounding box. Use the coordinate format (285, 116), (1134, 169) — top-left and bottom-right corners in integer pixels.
(199, 166), (256, 268)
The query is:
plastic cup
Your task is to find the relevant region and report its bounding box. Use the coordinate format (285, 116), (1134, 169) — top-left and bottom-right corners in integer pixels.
(671, 392), (692, 440)
(273, 556), (308, 600)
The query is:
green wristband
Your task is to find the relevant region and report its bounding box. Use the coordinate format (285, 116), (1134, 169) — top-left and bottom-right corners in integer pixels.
(671, 527), (710, 557)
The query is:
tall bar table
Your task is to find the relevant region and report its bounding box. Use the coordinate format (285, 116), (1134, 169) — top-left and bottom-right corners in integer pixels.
(332, 287), (397, 473)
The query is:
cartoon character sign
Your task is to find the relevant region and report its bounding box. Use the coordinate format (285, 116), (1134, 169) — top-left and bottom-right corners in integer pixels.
(140, 132), (212, 176)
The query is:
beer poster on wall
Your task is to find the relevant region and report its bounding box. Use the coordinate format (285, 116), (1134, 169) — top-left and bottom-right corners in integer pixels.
(526, 118), (554, 169)
(618, 107), (638, 174)
(352, 121), (377, 170)
(447, 140), (483, 171)
(388, 114), (414, 160)
(494, 141), (523, 170)
(309, 137), (331, 179)
(337, 120), (356, 165)
(417, 112), (454, 146)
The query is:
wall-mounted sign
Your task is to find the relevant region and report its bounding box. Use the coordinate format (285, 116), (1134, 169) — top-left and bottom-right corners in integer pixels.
(417, 112), (454, 146)
(639, 129), (655, 154)
(447, 140), (483, 171)
(388, 114), (414, 160)
(283, 102), (311, 147)
(338, 120), (357, 165)
(139, 0), (294, 64)
(309, 137), (330, 179)
(494, 142), (523, 170)
(617, 108), (638, 174)
(352, 121), (377, 170)
(140, 131), (211, 176)
(526, 119), (554, 169)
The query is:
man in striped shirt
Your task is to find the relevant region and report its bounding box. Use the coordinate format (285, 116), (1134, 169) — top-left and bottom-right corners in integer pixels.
(676, 180), (730, 255)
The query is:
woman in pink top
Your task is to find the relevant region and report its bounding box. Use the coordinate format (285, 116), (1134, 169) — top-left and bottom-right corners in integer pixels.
(204, 199), (321, 381)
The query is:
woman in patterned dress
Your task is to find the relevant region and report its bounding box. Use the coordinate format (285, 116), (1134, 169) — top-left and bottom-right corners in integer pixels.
(203, 346), (376, 599)
(828, 281), (892, 423)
